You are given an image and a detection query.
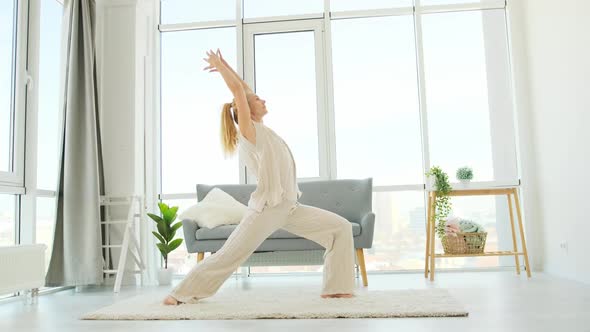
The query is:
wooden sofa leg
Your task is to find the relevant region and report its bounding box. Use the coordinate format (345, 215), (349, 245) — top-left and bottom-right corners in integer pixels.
(356, 248), (368, 287)
(196, 252), (205, 263)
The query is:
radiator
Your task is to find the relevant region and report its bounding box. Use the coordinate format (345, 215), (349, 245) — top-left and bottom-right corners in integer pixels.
(0, 244), (47, 296)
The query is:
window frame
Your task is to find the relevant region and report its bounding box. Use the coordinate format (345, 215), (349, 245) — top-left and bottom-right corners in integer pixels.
(156, 0), (515, 200)
(0, 0), (28, 189)
(242, 18), (331, 183)
(0, 0), (65, 299)
(2, 0), (64, 242)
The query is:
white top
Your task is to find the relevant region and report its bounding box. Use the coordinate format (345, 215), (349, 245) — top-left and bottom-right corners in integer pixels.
(238, 121), (302, 212)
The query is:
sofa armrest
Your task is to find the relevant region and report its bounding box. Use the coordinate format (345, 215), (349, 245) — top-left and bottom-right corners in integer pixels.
(181, 218), (200, 250)
(355, 212), (375, 249)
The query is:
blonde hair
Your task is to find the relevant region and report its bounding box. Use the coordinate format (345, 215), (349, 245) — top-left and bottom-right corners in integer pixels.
(220, 101), (239, 157)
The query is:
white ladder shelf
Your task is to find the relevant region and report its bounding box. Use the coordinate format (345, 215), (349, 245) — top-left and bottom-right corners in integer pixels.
(100, 195), (145, 293)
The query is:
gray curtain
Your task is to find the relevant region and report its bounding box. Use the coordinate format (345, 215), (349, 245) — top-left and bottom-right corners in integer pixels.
(45, 0), (105, 287)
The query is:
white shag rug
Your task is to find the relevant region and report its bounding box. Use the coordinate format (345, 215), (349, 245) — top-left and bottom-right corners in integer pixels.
(81, 288), (467, 320)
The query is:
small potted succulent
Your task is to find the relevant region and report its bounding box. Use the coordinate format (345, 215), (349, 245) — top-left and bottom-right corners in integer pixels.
(456, 166), (474, 185)
(147, 202), (183, 285)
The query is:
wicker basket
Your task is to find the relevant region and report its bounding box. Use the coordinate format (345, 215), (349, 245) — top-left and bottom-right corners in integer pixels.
(441, 232), (487, 255)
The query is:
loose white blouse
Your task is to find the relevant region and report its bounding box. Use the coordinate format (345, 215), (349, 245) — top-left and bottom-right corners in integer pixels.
(238, 121), (302, 212)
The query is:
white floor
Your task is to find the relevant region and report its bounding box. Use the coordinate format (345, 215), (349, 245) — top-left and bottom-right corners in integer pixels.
(1, 271), (589, 332)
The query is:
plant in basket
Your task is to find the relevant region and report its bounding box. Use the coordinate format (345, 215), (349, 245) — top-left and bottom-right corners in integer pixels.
(443, 216), (488, 254)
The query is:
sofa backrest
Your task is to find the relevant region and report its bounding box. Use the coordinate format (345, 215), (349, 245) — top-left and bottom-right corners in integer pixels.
(197, 183), (256, 206)
(197, 178), (372, 222)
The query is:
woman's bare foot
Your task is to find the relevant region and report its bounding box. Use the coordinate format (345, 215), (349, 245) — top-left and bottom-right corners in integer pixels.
(321, 293), (354, 298)
(163, 295), (181, 305)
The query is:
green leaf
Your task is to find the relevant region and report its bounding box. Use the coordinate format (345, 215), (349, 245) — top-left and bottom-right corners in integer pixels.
(168, 238), (183, 252)
(156, 221), (169, 240)
(152, 231), (166, 244)
(147, 213), (164, 224)
(163, 206), (179, 224)
(158, 202), (169, 215)
(171, 222), (183, 233)
(168, 206), (179, 218)
(156, 243), (169, 257)
(167, 222), (182, 240)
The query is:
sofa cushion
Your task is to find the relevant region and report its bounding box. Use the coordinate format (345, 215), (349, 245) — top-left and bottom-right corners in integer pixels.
(179, 188), (248, 228)
(196, 222), (362, 240)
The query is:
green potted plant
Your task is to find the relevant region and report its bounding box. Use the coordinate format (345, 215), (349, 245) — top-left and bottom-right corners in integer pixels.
(456, 166), (474, 186)
(147, 202), (183, 285)
(425, 166), (453, 239)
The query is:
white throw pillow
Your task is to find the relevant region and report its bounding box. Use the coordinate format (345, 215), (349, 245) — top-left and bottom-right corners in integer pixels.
(179, 188), (248, 228)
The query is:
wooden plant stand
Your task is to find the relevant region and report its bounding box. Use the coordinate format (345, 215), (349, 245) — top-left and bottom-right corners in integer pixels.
(424, 187), (531, 281)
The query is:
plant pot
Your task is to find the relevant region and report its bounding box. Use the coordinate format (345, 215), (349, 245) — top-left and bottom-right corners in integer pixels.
(458, 179), (471, 187)
(427, 176), (437, 190)
(158, 268), (173, 286)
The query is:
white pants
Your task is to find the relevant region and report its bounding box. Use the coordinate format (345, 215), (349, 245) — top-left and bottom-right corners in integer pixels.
(169, 199), (356, 303)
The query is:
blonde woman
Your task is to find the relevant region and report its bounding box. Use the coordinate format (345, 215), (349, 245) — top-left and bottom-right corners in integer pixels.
(163, 49), (356, 305)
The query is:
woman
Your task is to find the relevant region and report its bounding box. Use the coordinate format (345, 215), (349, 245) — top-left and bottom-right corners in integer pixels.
(163, 49), (356, 305)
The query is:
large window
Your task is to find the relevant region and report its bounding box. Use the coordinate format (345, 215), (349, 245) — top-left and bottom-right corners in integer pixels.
(0, 0), (64, 300)
(422, 9), (516, 182)
(0, 0), (20, 253)
(37, 0), (64, 191)
(422, 10), (494, 181)
(161, 28), (238, 195)
(331, 15), (423, 185)
(158, 0), (519, 273)
(247, 25), (323, 179)
(1, 0), (17, 174)
(32, 0), (64, 281)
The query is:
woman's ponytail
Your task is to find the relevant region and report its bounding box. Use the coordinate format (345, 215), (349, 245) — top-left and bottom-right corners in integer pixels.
(220, 102), (238, 157)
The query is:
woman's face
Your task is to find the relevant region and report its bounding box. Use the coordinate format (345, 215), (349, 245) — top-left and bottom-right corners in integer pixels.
(247, 94), (267, 120)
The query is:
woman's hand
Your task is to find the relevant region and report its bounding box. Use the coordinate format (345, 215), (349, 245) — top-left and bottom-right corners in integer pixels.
(203, 48), (251, 95)
(217, 49), (229, 69)
(203, 49), (223, 72)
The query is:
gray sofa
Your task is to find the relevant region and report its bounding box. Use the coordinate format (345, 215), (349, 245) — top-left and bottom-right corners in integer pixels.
(181, 178), (375, 286)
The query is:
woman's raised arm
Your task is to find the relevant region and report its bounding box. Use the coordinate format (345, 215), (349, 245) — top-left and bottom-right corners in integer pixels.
(218, 50), (254, 95)
(203, 50), (255, 140)
(205, 49), (254, 95)
(203, 50), (242, 94)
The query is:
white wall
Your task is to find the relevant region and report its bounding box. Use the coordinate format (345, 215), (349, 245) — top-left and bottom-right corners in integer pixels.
(509, 0), (590, 283)
(96, 0), (157, 286)
(95, 0), (160, 286)
(96, 0), (136, 197)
